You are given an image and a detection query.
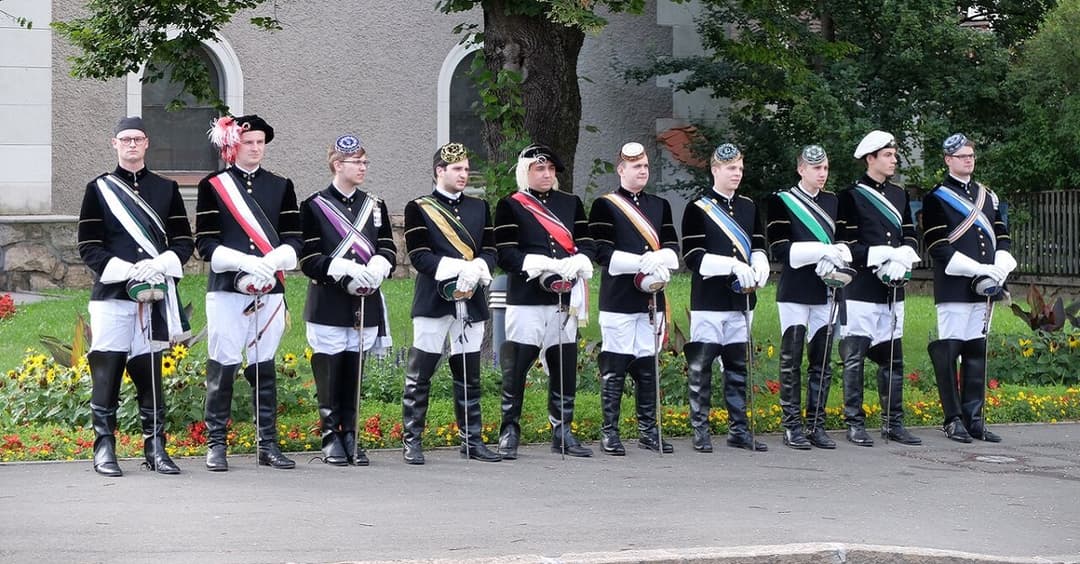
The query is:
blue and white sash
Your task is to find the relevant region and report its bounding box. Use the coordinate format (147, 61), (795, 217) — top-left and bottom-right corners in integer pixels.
(694, 196), (752, 262)
(934, 184), (995, 249)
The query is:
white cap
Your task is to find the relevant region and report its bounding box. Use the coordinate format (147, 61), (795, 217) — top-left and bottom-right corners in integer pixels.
(619, 142), (646, 162)
(853, 130), (896, 159)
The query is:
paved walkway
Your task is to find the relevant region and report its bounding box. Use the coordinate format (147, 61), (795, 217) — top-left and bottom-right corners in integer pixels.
(1, 423), (1078, 564)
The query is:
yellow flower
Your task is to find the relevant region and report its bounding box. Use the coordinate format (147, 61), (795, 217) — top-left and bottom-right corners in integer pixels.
(161, 356), (177, 376)
(1018, 338), (1032, 347)
(304, 347), (313, 361)
(170, 344), (188, 360)
(1022, 347), (1035, 358)
(1049, 341), (1059, 353)
(283, 353), (298, 366)
(1069, 336), (1080, 350)
(767, 345), (775, 359)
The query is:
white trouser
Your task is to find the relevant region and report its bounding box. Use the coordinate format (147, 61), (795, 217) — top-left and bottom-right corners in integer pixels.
(88, 300), (166, 355)
(306, 322), (380, 355)
(936, 302), (992, 341)
(206, 291), (286, 364)
(412, 315), (486, 355)
(778, 301), (836, 339)
(690, 309), (751, 346)
(841, 299), (905, 346)
(505, 304), (578, 353)
(599, 311), (665, 357)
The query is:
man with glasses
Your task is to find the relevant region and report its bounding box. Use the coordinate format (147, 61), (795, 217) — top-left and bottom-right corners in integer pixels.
(298, 134), (396, 466)
(196, 114), (303, 471)
(923, 133), (1015, 443)
(77, 116), (194, 476)
(494, 144), (596, 459)
(400, 142), (502, 464)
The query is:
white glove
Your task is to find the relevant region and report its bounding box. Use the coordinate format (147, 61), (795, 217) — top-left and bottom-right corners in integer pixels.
(944, 252), (992, 279)
(367, 255), (392, 281)
(571, 254), (594, 280)
(833, 243), (853, 264)
(471, 258), (493, 287)
(128, 259), (160, 282)
(457, 261), (481, 292)
(985, 265), (1008, 285)
(750, 251), (770, 287)
(994, 250), (1017, 276)
(789, 242), (831, 269)
(348, 263), (381, 288)
(149, 251), (182, 279)
(608, 250), (643, 276)
(732, 262), (756, 290)
(820, 245), (846, 268)
(435, 257), (469, 281)
(243, 274), (275, 294)
(815, 258), (837, 278)
(652, 265), (672, 283)
(877, 260), (908, 284)
(211, 246), (276, 279)
(262, 245), (297, 272)
(522, 254), (560, 279)
(699, 253), (740, 278)
(639, 251), (664, 275)
(556, 257), (580, 280)
(894, 245), (921, 270)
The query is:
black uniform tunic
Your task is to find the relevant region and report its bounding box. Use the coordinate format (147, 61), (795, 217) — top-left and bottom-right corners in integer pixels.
(298, 186), (396, 328)
(404, 190), (496, 321)
(588, 187), (680, 313)
(922, 175), (1011, 304)
(194, 166), (303, 295)
(836, 175), (918, 303)
(494, 188), (596, 306)
(78, 166), (194, 301)
(681, 190), (767, 312)
(766, 185), (840, 306)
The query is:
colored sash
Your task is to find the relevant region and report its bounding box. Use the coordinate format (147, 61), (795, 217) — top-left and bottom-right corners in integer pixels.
(95, 174), (190, 342)
(694, 196), (752, 262)
(312, 193), (378, 262)
(854, 184), (903, 230)
(777, 187), (834, 244)
(935, 184), (995, 249)
(601, 192), (660, 251)
(510, 192), (577, 254)
(416, 195), (476, 260)
(207, 170), (285, 283)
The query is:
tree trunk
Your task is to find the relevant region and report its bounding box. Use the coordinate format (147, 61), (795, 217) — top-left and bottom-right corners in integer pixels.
(482, 0), (585, 193)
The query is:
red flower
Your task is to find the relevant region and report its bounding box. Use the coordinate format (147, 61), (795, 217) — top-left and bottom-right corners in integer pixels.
(0, 294), (16, 319)
(907, 372), (920, 383)
(364, 414), (382, 438)
(989, 379), (1000, 390)
(765, 380), (780, 394)
(389, 422), (403, 440)
(2, 434), (23, 451)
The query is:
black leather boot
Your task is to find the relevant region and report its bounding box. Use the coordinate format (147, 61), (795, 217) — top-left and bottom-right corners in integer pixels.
(805, 326), (836, 449)
(204, 359), (239, 471)
(497, 341), (540, 460)
(869, 340), (921, 445)
(779, 325), (811, 450)
(449, 351), (502, 462)
(311, 353), (348, 466)
(401, 348), (441, 465)
(546, 343), (592, 457)
(720, 343), (767, 452)
(685, 341), (722, 453)
(245, 362), (296, 468)
(129, 353), (181, 474)
(630, 356), (673, 453)
(598, 351), (633, 456)
(89, 351), (127, 477)
(839, 336), (873, 446)
(928, 339), (970, 442)
(961, 338), (1001, 442)
(338, 351), (368, 466)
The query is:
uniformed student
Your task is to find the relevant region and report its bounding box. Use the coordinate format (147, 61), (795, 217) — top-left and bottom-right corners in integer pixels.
(298, 134), (396, 466)
(836, 130), (922, 447)
(77, 116), (194, 476)
(494, 144), (596, 459)
(924, 133), (1015, 443)
(766, 145), (852, 450)
(400, 142), (502, 464)
(196, 115), (303, 470)
(588, 142), (680, 455)
(681, 143), (771, 453)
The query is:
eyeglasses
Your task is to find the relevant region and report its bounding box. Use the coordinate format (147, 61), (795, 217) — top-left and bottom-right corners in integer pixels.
(341, 159), (370, 167)
(948, 153), (976, 160)
(116, 136), (147, 146)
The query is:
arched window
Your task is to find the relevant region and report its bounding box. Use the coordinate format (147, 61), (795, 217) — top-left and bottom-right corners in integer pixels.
(141, 45), (221, 172)
(438, 43), (487, 163)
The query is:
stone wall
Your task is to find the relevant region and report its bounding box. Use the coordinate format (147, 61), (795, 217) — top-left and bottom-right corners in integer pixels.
(0, 214), (411, 292)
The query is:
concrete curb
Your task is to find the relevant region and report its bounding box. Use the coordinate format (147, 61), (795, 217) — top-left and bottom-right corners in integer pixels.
(348, 544), (1080, 564)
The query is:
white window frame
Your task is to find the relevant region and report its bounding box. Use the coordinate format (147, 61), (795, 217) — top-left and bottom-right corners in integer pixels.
(126, 31), (243, 118)
(436, 41), (481, 147)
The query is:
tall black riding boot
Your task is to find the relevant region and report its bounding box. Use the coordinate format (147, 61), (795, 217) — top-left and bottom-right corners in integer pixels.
(449, 351), (502, 462)
(129, 353), (181, 474)
(89, 351), (127, 477)
(245, 362), (295, 468)
(961, 338), (1000, 442)
(839, 336), (873, 446)
(402, 347), (441, 465)
(598, 351), (633, 455)
(805, 326), (837, 449)
(685, 341), (722, 452)
(546, 342), (592, 457)
(311, 353), (348, 466)
(630, 355), (673, 453)
(720, 343), (767, 451)
(928, 339), (970, 442)
(204, 359), (239, 471)
(497, 341), (540, 459)
(869, 339), (921, 445)
(779, 325), (811, 450)
(337, 351), (368, 465)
